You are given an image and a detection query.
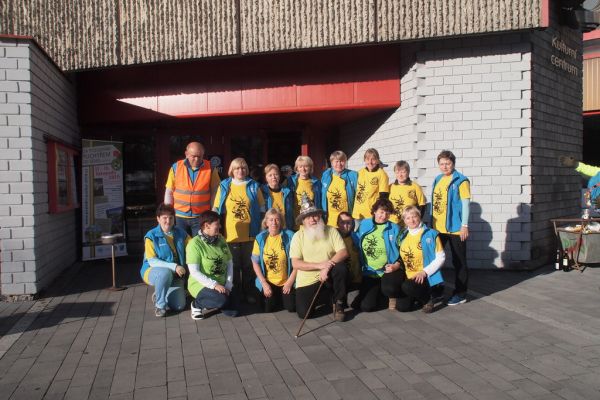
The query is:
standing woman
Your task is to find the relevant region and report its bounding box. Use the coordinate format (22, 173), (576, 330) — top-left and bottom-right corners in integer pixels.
(260, 164), (294, 229)
(353, 199), (403, 312)
(321, 151), (358, 227)
(141, 203), (189, 317)
(430, 150), (470, 306)
(398, 206), (445, 313)
(389, 161), (426, 226)
(287, 155), (322, 229)
(213, 157), (265, 304)
(251, 208), (297, 312)
(352, 148), (390, 223)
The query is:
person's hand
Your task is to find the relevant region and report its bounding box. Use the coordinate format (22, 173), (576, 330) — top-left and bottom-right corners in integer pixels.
(214, 284), (227, 294)
(384, 263), (400, 273)
(282, 279), (294, 294)
(175, 265), (186, 277)
(319, 267), (331, 282)
(262, 282), (273, 298)
(319, 260), (336, 270)
(460, 226), (469, 242)
(559, 155), (578, 168)
(412, 271), (427, 285)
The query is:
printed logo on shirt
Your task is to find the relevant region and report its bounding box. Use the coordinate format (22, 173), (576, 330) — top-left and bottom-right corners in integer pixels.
(402, 247), (416, 271)
(231, 195), (249, 221)
(328, 187), (343, 211)
(265, 249), (281, 273)
(363, 236), (385, 260)
(356, 182), (366, 204)
(207, 254), (226, 276)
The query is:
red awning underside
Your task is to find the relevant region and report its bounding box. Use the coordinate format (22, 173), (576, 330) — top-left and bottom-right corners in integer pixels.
(78, 45), (401, 124)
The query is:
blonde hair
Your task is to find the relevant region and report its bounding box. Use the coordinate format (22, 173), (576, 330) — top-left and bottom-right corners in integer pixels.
(329, 151), (347, 162)
(264, 163), (280, 176)
(294, 156), (314, 174)
(394, 160), (410, 173)
(261, 208), (284, 229)
(363, 148), (380, 162)
(402, 205), (421, 220)
(228, 157), (249, 178)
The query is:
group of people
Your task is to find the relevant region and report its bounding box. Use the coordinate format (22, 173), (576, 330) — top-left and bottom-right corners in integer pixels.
(141, 141), (471, 323)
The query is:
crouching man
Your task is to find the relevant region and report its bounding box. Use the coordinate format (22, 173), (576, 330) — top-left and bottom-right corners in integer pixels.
(290, 195), (348, 321)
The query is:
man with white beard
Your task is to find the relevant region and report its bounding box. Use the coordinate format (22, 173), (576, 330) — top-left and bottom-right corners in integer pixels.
(290, 195), (348, 321)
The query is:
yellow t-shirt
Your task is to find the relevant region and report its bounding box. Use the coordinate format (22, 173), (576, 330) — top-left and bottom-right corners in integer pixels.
(213, 182), (262, 243)
(165, 164), (221, 218)
(352, 168), (389, 219)
(252, 234), (288, 286)
(343, 235), (362, 284)
(143, 233), (191, 283)
(289, 226), (346, 288)
(326, 174), (349, 227)
(294, 178), (315, 229)
(400, 229), (443, 279)
(432, 176), (471, 234)
(389, 181), (426, 225)
(267, 189), (286, 228)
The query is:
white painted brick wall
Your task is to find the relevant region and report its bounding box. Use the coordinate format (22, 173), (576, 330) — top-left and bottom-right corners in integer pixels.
(343, 34), (536, 269)
(0, 38), (79, 296)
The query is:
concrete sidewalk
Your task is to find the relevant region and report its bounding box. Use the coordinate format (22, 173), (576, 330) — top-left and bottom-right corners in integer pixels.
(1, 257), (600, 400)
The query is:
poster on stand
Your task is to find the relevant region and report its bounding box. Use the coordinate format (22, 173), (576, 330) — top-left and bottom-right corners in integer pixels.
(82, 139), (128, 260)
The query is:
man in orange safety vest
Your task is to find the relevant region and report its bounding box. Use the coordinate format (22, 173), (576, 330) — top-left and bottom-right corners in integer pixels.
(164, 142), (221, 236)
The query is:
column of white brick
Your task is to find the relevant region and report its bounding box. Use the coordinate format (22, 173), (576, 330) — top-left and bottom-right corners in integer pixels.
(0, 40), (34, 295)
(414, 36), (533, 268)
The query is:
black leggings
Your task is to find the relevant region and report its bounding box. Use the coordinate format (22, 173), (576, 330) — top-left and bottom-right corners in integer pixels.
(397, 274), (431, 312)
(440, 233), (468, 295)
(295, 263), (348, 319)
(355, 268), (404, 312)
(259, 282), (296, 313)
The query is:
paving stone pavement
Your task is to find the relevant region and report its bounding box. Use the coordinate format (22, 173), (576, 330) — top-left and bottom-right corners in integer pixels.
(1, 257), (600, 400)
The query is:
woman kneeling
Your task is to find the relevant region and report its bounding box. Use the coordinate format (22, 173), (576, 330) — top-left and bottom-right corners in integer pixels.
(187, 211), (238, 320)
(251, 208), (297, 312)
(354, 199), (403, 312)
(398, 206), (445, 313)
(140, 203), (189, 317)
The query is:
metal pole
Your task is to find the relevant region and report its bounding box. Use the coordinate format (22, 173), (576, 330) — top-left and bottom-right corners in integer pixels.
(294, 279), (325, 339)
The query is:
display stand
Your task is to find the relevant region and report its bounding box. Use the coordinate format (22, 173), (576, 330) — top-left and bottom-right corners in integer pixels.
(101, 234), (126, 291)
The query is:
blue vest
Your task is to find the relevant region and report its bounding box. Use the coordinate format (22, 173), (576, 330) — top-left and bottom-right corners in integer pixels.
(260, 184), (295, 229)
(140, 225), (188, 279)
(588, 172), (600, 205)
(253, 229), (295, 291)
(431, 170), (469, 233)
(321, 168), (358, 216)
(215, 177), (262, 238)
(286, 174), (322, 210)
(398, 225), (444, 286)
(356, 218), (400, 277)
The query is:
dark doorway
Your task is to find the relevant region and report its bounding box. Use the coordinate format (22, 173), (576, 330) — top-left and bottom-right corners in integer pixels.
(268, 132), (302, 169)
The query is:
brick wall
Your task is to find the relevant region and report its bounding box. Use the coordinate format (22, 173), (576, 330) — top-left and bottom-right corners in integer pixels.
(0, 38), (79, 296)
(343, 34), (536, 269)
(529, 21), (582, 263)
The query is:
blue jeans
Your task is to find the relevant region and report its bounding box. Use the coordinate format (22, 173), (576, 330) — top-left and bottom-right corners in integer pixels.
(193, 287), (238, 317)
(175, 216), (200, 237)
(148, 267), (186, 311)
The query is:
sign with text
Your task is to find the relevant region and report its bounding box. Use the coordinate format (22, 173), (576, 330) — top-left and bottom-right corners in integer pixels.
(82, 139), (127, 260)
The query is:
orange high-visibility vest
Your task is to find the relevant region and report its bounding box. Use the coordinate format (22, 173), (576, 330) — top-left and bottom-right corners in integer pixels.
(173, 159), (212, 216)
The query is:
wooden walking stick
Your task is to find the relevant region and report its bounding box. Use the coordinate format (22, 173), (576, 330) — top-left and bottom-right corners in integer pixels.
(294, 279), (325, 339)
